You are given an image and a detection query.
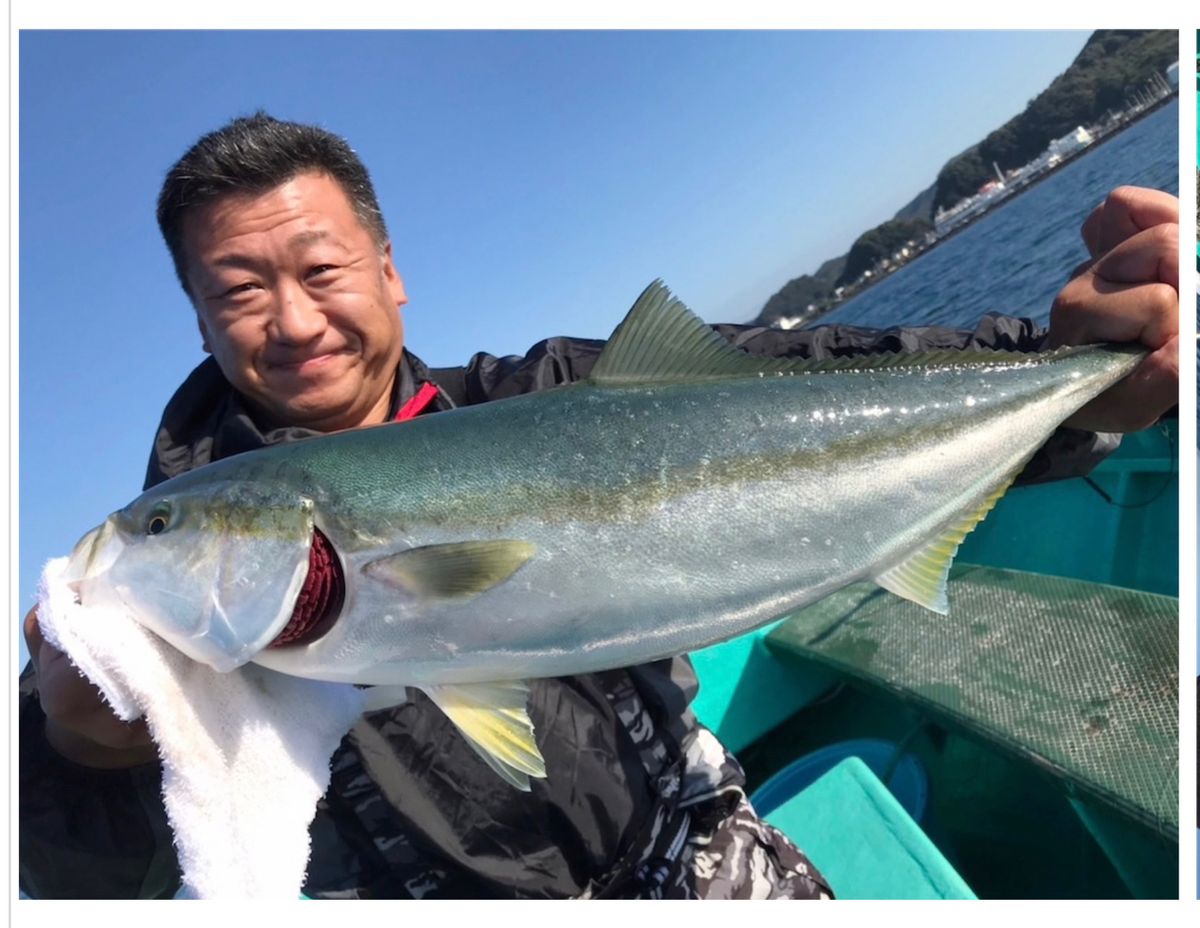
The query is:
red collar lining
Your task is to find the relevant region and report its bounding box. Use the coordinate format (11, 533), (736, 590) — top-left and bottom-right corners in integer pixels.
(394, 381), (440, 422)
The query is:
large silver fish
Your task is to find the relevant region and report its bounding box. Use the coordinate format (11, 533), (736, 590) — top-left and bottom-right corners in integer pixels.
(66, 282), (1144, 787)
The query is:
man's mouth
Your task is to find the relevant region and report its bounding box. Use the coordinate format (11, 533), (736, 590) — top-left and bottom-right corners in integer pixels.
(268, 351), (344, 373)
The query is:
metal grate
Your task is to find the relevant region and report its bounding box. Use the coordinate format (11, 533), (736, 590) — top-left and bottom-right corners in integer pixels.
(766, 565), (1178, 836)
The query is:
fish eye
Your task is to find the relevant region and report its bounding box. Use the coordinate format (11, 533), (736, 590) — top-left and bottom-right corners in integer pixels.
(146, 507), (172, 536)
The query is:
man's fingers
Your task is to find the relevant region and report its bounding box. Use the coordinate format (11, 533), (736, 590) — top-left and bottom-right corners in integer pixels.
(1088, 223), (1179, 291)
(23, 606), (43, 673)
(1081, 187), (1179, 257)
(1063, 335), (1179, 432)
(24, 604), (156, 758)
(1051, 221), (1179, 353)
(1049, 278), (1178, 350)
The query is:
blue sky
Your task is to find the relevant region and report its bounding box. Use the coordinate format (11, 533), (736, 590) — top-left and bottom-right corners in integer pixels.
(17, 29), (1098, 649)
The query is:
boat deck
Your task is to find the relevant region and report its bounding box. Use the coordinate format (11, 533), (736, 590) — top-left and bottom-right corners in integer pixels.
(765, 565), (1178, 837)
(756, 564), (1177, 897)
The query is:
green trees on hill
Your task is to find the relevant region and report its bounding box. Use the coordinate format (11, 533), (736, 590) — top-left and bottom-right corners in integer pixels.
(755, 29), (1174, 327)
(933, 30), (1175, 212)
(758, 254), (845, 325)
(836, 218), (933, 288)
(758, 275), (835, 325)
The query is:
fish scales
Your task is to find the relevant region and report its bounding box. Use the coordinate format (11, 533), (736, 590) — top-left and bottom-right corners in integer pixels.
(201, 347), (1124, 684)
(64, 281), (1144, 787)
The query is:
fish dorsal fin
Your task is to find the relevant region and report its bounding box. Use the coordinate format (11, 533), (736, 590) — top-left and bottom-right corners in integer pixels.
(873, 469), (1021, 614)
(420, 681), (547, 791)
(591, 281), (795, 385)
(364, 540), (536, 602)
(592, 280), (1117, 386)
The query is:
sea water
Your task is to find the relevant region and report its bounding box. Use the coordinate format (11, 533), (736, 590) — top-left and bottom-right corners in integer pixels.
(816, 98), (1179, 333)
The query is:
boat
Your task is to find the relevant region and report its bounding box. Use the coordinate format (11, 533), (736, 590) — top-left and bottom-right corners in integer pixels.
(689, 418), (1179, 899)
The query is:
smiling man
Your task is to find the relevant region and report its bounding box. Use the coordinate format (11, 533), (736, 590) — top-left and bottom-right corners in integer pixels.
(166, 152), (408, 435)
(19, 113), (1178, 899)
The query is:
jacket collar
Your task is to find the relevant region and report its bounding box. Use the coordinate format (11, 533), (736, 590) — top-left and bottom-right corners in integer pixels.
(144, 348), (442, 489)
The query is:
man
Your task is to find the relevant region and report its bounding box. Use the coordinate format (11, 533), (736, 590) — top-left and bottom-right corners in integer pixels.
(20, 114), (1179, 899)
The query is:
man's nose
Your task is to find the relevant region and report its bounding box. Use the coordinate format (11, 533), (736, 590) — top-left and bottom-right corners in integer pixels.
(270, 280), (326, 344)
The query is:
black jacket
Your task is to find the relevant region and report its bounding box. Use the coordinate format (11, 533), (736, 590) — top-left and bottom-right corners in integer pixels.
(19, 315), (1117, 898)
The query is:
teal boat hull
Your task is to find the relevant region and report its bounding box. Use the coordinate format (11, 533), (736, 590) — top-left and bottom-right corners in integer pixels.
(689, 420), (1178, 898)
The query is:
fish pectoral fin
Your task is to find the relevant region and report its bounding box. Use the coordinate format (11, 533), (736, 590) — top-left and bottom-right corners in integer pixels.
(364, 540), (537, 602)
(421, 681), (547, 791)
(873, 471), (1020, 615)
(361, 684), (411, 712)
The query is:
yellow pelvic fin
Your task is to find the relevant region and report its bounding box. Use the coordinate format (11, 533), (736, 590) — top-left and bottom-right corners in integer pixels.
(420, 680), (546, 791)
(873, 471), (1020, 615)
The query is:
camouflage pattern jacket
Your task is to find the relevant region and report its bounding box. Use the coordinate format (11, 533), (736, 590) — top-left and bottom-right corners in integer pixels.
(20, 315), (1113, 898)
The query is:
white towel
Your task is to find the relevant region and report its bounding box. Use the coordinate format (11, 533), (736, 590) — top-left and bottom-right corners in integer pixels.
(36, 556), (367, 899)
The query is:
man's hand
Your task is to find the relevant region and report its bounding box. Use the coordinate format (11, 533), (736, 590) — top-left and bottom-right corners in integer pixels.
(1078, 185), (1179, 259)
(1049, 186), (1178, 433)
(24, 606), (157, 768)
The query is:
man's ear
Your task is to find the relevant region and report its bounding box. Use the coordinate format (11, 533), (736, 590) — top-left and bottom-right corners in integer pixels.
(196, 315), (212, 354)
(382, 242), (408, 310)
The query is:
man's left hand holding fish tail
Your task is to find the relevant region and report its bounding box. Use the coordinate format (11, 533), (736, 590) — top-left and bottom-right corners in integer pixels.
(1049, 185), (1179, 434)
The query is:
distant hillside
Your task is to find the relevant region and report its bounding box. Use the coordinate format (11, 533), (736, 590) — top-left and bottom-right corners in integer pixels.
(754, 29), (1175, 326)
(893, 183), (937, 223)
(757, 256), (843, 326)
(835, 217), (934, 288)
(933, 30), (1176, 211)
(755, 208), (932, 325)
(812, 254), (846, 282)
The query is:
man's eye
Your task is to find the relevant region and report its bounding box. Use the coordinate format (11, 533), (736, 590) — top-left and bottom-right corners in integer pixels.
(307, 264), (337, 278)
(221, 282), (258, 298)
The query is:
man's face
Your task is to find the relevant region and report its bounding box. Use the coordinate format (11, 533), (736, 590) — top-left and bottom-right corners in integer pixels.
(182, 172), (407, 432)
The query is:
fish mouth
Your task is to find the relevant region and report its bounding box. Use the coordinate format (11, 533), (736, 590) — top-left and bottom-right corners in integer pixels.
(267, 526), (344, 648)
(64, 520), (122, 596)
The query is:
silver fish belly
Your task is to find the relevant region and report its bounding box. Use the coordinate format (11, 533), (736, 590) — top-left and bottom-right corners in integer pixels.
(254, 344), (1134, 687)
(68, 281), (1145, 787)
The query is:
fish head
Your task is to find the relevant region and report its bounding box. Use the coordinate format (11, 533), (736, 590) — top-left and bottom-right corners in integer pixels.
(65, 479), (316, 672)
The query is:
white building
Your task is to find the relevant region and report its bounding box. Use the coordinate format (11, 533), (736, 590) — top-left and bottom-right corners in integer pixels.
(1047, 127), (1094, 163)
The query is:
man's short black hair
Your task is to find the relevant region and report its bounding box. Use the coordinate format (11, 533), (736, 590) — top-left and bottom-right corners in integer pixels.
(157, 111), (389, 295)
